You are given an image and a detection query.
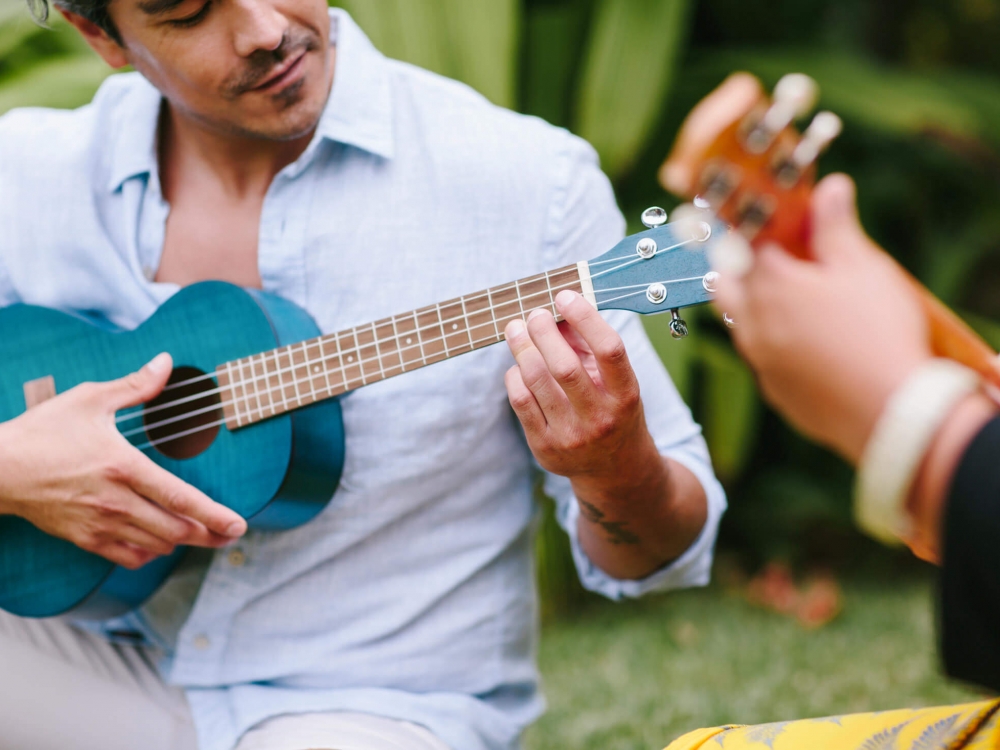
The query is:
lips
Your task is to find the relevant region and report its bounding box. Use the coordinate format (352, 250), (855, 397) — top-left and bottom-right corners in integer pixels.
(250, 50), (307, 93)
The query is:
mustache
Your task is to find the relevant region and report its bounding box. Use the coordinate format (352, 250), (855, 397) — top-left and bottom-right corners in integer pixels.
(223, 30), (320, 97)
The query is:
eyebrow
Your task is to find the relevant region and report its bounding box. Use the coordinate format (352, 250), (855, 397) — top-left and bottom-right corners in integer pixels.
(137, 0), (187, 16)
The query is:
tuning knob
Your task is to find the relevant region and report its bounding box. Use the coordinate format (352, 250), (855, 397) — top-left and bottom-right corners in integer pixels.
(641, 207), (668, 229)
(669, 309), (689, 339)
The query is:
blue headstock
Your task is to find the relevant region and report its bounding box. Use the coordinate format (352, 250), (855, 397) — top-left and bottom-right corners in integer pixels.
(582, 207), (723, 336)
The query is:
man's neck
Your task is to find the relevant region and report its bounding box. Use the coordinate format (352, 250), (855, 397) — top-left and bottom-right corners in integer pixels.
(158, 106), (315, 201)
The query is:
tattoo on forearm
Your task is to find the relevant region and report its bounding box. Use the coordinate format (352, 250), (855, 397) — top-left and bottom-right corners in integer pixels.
(578, 500), (640, 545)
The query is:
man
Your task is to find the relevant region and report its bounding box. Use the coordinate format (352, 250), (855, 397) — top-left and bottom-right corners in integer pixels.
(0, 1), (726, 748)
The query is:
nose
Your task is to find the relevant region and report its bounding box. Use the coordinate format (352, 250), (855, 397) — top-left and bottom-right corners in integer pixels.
(231, 0), (287, 58)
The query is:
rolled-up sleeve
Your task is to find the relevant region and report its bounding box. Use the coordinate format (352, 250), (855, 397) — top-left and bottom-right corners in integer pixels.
(539, 131), (727, 600)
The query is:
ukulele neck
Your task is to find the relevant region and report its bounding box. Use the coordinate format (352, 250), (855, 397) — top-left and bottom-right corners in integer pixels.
(216, 263), (592, 429)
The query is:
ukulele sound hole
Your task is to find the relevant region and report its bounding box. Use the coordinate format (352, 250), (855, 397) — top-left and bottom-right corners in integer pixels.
(144, 366), (222, 460)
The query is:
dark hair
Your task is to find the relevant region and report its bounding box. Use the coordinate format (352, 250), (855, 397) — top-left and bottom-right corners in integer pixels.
(27, 0), (122, 45)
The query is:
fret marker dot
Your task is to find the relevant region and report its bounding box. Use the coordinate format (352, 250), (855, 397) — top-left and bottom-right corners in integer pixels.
(406, 337), (413, 345)
(313, 365), (321, 373)
(347, 356), (355, 363)
(452, 323), (459, 330)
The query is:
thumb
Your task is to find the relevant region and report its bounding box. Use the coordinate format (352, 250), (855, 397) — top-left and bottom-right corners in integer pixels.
(810, 173), (869, 264)
(109, 352), (173, 408)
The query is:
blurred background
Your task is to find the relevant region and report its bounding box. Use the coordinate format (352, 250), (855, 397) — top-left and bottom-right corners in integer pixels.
(2, 0), (999, 747)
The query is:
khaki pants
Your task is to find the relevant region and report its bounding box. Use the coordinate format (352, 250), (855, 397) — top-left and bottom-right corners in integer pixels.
(0, 610), (449, 750)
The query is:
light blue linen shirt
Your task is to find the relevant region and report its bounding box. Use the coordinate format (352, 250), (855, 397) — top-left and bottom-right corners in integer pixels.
(0, 9), (726, 750)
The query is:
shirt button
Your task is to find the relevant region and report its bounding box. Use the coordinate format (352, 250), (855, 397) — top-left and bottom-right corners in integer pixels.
(193, 634), (211, 650)
(227, 548), (246, 567)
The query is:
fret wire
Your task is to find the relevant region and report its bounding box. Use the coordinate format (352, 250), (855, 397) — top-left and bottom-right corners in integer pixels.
(299, 341), (315, 404)
(225, 361), (241, 426)
(319, 337), (334, 394)
(514, 279), (526, 327)
(459, 296), (475, 349)
(544, 271), (557, 317)
(236, 359), (252, 426)
(371, 321), (386, 380)
(333, 332), (349, 390)
(251, 354), (265, 422)
(390, 315), (406, 373)
(435, 303), (450, 357)
(241, 358), (258, 423)
(485, 287), (500, 340)
(260, 353), (275, 418)
(273, 349), (289, 413)
(352, 327), (366, 385)
(412, 312), (427, 365)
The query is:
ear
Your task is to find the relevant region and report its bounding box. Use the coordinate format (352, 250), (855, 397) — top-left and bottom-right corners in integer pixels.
(58, 8), (129, 69)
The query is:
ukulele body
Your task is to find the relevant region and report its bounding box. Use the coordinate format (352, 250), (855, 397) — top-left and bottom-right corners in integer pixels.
(0, 281), (345, 619)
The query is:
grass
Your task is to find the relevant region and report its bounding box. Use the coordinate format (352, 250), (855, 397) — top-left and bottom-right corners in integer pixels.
(524, 573), (987, 750)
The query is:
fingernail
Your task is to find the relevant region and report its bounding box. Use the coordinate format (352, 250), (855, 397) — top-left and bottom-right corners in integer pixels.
(226, 520), (246, 537)
(146, 352), (171, 376)
(708, 234), (754, 278)
(527, 308), (548, 322)
(555, 290), (577, 309)
(506, 319), (525, 339)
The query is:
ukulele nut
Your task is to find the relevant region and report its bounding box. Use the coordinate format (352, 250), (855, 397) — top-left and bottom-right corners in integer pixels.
(702, 272), (720, 293)
(646, 283), (668, 305)
(636, 238), (657, 259)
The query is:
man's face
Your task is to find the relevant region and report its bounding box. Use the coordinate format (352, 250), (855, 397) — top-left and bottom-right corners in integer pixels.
(101, 0), (333, 141)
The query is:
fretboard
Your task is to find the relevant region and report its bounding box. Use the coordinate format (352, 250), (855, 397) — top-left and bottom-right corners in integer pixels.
(216, 263), (589, 429)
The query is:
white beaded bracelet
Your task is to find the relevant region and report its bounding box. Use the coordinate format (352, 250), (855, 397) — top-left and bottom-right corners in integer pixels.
(854, 359), (981, 546)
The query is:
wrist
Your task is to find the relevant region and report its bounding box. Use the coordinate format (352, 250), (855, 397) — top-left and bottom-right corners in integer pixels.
(854, 358), (983, 546)
(569, 430), (666, 503)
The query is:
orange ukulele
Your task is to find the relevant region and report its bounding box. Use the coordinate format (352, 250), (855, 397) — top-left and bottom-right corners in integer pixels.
(660, 72), (1000, 389)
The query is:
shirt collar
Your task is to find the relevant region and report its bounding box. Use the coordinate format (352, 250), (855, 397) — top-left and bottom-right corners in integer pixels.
(106, 7), (394, 192)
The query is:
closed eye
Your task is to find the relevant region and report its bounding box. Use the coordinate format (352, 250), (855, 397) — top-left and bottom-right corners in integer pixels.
(169, 1), (211, 27)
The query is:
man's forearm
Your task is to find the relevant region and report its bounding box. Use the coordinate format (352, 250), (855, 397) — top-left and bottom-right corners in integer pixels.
(572, 436), (708, 581)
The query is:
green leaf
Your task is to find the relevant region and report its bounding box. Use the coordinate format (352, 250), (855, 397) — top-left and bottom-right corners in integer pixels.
(335, 0), (518, 108)
(697, 336), (759, 483)
(574, 0), (690, 180)
(0, 53), (111, 114)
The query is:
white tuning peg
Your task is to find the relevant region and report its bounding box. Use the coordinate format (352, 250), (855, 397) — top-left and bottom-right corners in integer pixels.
(791, 111), (843, 169)
(747, 73), (819, 154)
(641, 207), (668, 229)
(707, 233), (753, 278)
(772, 74), (819, 119)
(670, 203), (713, 244)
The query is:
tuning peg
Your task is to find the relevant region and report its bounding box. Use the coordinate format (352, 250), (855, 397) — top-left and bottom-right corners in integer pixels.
(773, 74), (819, 119)
(669, 309), (689, 339)
(641, 207), (668, 229)
(707, 233), (753, 277)
(746, 73), (819, 154)
(670, 203), (714, 244)
(791, 111), (842, 170)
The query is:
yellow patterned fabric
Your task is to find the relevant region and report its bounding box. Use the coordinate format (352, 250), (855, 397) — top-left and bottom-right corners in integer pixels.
(664, 700), (1000, 750)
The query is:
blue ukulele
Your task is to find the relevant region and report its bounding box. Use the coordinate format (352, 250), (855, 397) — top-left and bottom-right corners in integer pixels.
(0, 209), (719, 619)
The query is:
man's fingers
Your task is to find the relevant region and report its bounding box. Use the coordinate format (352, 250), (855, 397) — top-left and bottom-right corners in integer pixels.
(504, 365), (547, 434)
(504, 318), (572, 420)
(124, 452), (247, 539)
(118, 487), (232, 549)
(553, 291), (638, 399)
(107, 352), (174, 409)
(525, 308), (600, 413)
(92, 541), (158, 570)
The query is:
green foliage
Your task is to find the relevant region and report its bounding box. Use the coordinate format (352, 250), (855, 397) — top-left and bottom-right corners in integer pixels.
(3, 0), (1000, 612)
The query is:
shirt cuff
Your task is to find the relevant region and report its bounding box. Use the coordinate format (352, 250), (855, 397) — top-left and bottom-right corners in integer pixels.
(555, 448), (726, 601)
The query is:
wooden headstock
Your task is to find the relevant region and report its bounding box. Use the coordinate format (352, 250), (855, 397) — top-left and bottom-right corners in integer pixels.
(661, 73), (1000, 389)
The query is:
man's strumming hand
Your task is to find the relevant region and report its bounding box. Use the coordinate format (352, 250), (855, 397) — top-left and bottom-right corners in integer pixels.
(0, 353), (246, 569)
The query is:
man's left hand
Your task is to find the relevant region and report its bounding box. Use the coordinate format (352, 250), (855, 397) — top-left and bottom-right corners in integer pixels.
(503, 290), (656, 483)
